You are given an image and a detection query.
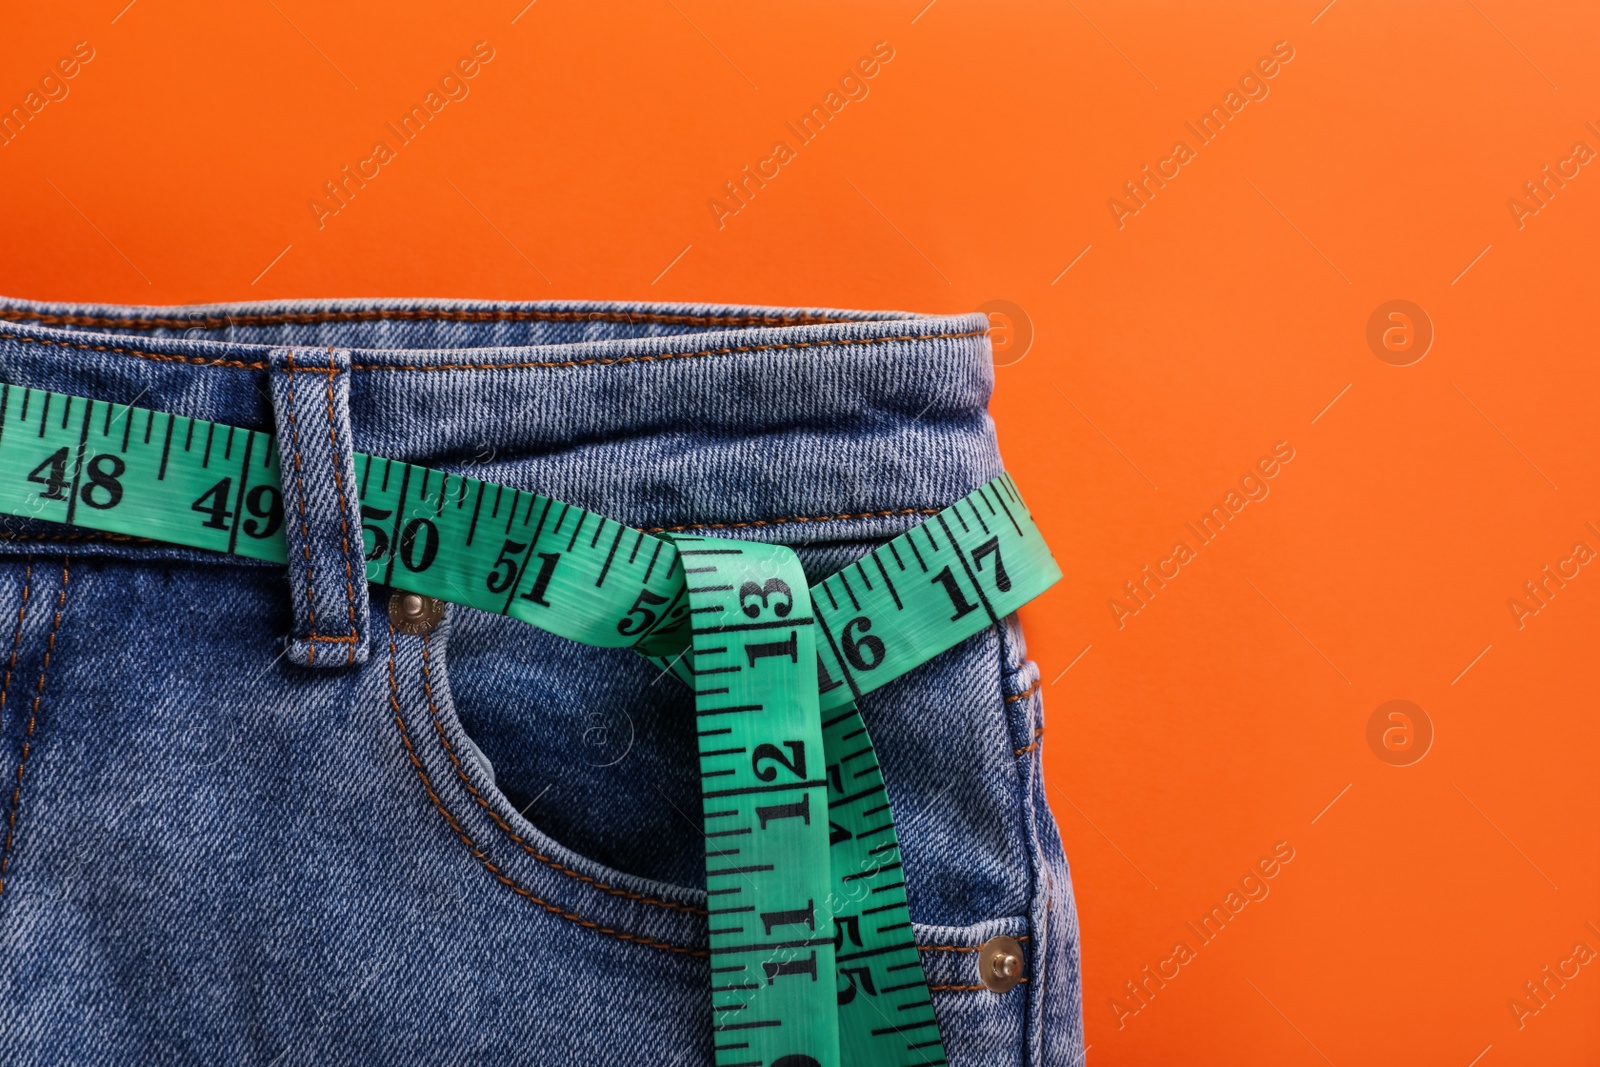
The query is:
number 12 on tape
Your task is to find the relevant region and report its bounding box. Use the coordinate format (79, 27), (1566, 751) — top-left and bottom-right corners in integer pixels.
(673, 536), (842, 1067)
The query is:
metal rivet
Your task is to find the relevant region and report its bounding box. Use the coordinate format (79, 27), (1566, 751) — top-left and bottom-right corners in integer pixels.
(977, 935), (1026, 993)
(388, 590), (445, 635)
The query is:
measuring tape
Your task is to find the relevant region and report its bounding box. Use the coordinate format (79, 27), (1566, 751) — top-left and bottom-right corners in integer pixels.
(0, 384), (1061, 1066)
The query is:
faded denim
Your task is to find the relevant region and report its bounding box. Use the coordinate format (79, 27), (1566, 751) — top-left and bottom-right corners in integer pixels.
(0, 296), (1085, 1066)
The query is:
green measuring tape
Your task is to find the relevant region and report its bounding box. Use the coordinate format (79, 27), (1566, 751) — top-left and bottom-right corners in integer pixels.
(0, 384), (1061, 1066)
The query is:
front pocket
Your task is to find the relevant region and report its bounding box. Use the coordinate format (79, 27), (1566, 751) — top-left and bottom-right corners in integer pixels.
(382, 605), (709, 957)
(435, 601), (710, 892)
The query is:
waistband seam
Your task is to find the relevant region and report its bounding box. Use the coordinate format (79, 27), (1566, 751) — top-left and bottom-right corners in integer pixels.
(0, 307), (867, 331)
(0, 531), (150, 545)
(643, 507), (938, 534)
(0, 503), (948, 549)
(6, 329), (989, 374)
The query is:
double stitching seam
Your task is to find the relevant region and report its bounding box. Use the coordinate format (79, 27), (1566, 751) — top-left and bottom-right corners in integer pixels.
(417, 633), (706, 917)
(0, 508), (945, 544)
(1, 308), (861, 330)
(0, 531), (150, 544)
(918, 935), (1031, 953)
(0, 560), (67, 901)
(316, 349), (361, 665)
(386, 626), (704, 957)
(645, 507), (938, 534)
(281, 353), (319, 663)
(11, 335), (265, 369)
(929, 979), (1031, 993)
(5, 329), (987, 374)
(347, 330), (989, 373)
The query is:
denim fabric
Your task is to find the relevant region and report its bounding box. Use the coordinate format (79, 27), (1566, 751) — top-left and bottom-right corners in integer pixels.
(0, 297), (1084, 1066)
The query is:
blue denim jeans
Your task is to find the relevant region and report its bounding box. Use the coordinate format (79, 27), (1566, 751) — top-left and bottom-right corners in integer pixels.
(0, 297), (1084, 1065)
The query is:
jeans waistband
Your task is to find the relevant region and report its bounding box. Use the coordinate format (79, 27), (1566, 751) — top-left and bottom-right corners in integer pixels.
(0, 297), (998, 542)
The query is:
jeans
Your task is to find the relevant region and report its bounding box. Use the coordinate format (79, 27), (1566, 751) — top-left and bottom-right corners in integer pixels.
(0, 296), (1085, 1065)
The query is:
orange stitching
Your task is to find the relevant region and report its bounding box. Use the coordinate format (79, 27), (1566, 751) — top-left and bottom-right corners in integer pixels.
(318, 352), (360, 665)
(416, 633), (706, 916)
(1, 307), (860, 331)
(0, 560), (67, 899)
(1004, 681), (1041, 704)
(347, 330), (989, 373)
(11, 334), (264, 369)
(918, 936), (1031, 952)
(0, 509), (946, 547)
(1009, 681), (1044, 753)
(282, 353), (319, 664)
(645, 507), (938, 534)
(5, 327), (987, 375)
(385, 626), (704, 957)
(928, 978), (1031, 993)
(1014, 726), (1045, 756)
(0, 531), (151, 544)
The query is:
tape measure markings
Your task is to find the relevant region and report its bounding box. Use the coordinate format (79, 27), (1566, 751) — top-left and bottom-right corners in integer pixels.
(807, 471), (1057, 715)
(820, 698), (945, 1064)
(674, 536), (840, 1066)
(352, 449), (692, 651)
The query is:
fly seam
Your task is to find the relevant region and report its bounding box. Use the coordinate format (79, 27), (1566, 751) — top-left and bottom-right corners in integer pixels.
(0, 560), (67, 899)
(0, 561), (33, 725)
(0, 560), (34, 899)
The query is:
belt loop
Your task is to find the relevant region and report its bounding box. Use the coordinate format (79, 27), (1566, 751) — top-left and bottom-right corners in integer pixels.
(266, 346), (370, 668)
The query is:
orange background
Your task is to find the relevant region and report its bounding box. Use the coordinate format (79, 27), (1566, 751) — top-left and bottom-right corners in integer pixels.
(3, 2), (1597, 1063)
